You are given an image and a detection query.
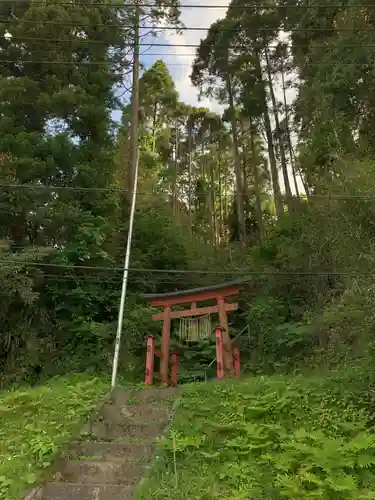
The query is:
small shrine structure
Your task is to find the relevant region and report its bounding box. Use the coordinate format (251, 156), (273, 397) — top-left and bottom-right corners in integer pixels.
(141, 280), (245, 385)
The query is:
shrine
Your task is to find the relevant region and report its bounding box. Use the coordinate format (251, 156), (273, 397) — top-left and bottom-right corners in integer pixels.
(141, 280), (245, 385)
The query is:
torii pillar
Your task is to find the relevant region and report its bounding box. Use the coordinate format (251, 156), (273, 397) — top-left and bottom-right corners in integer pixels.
(142, 281), (244, 384)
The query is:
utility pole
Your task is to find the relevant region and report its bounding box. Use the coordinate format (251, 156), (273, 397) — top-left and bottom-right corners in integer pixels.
(128, 1), (140, 196)
(111, 150), (140, 389)
(111, 2), (141, 389)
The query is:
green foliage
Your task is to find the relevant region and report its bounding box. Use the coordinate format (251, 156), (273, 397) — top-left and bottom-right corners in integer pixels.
(138, 375), (375, 499)
(169, 336), (218, 382)
(0, 243), (54, 383)
(237, 158), (375, 371)
(0, 374), (108, 500)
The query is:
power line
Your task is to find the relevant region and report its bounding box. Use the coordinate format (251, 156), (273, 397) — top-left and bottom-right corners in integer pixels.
(1, 21), (373, 32)
(3, 37), (375, 51)
(0, 184), (139, 192)
(0, 260), (249, 273)
(145, 45), (375, 53)
(139, 48), (375, 58)
(0, 184), (373, 200)
(0, 58), (374, 67)
(38, 274), (192, 284)
(1, 20), (375, 32)
(2, 34), (375, 51)
(0, 1), (372, 7)
(0, 59), (132, 65)
(0, 259), (375, 282)
(16, 273), (357, 286)
(0, 258), (373, 276)
(1, 37), (197, 47)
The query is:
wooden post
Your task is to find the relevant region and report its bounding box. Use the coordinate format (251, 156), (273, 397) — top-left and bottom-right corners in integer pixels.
(217, 296), (233, 372)
(145, 335), (155, 385)
(161, 305), (172, 385)
(171, 352), (180, 385)
(233, 345), (240, 378)
(215, 327), (224, 380)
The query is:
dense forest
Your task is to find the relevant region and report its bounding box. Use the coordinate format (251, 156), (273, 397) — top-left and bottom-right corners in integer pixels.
(1, 0), (375, 387)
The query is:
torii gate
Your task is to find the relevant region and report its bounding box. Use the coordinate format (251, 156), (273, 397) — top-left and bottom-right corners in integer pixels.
(141, 280), (245, 385)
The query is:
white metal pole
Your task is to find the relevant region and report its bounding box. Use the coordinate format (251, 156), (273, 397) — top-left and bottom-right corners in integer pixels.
(111, 149), (140, 389)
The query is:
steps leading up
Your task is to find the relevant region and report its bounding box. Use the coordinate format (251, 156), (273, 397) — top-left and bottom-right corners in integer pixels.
(57, 459), (147, 485)
(81, 420), (168, 442)
(66, 442), (155, 462)
(28, 387), (179, 500)
(40, 483), (135, 500)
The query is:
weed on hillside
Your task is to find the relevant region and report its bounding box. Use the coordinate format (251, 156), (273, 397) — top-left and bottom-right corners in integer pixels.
(0, 374), (108, 500)
(137, 375), (375, 499)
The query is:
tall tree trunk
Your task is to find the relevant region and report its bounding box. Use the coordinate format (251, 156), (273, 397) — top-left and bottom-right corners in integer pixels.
(152, 102), (158, 153)
(288, 132), (310, 196)
(224, 158), (228, 235)
(290, 155), (300, 197)
(288, 131), (310, 197)
(128, 3), (140, 197)
(188, 117), (193, 233)
(254, 47), (284, 218)
(172, 119), (178, 216)
(281, 61), (300, 198)
(210, 158), (216, 245)
(201, 139), (207, 224)
(265, 47), (294, 213)
(218, 154), (224, 242)
(249, 119), (264, 242)
(241, 151), (248, 203)
(226, 73), (247, 247)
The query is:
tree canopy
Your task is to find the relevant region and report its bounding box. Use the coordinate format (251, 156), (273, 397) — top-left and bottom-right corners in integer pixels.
(2, 0), (375, 396)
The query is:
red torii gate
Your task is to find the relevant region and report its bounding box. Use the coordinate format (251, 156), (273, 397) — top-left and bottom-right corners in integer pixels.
(142, 280), (245, 385)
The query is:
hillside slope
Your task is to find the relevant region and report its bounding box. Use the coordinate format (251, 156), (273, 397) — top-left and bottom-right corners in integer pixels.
(138, 375), (375, 499)
(0, 374), (108, 500)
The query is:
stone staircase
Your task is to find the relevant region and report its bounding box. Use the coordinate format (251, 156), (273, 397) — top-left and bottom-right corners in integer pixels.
(27, 386), (179, 500)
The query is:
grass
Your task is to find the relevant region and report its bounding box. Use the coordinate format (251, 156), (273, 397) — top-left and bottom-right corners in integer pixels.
(137, 374), (375, 499)
(0, 373), (109, 500)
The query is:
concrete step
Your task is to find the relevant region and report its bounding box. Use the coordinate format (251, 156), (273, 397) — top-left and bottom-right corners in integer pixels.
(97, 402), (170, 427)
(57, 460), (146, 485)
(40, 482), (135, 500)
(67, 442), (155, 462)
(122, 404), (170, 424)
(111, 387), (179, 406)
(81, 421), (168, 442)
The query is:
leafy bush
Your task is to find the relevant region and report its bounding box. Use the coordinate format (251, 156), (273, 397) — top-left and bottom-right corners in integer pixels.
(0, 201), (201, 385)
(169, 336), (218, 382)
(0, 374), (108, 500)
(139, 375), (375, 499)
(240, 159), (375, 372)
(320, 277), (375, 356)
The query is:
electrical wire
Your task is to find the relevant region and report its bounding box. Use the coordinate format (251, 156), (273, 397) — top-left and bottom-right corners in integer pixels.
(0, 260), (254, 273)
(0, 59), (132, 65)
(0, 259), (373, 276)
(0, 59), (372, 67)
(32, 274), (196, 284)
(1, 22), (375, 32)
(0, 184), (372, 200)
(1, 33), (374, 51)
(1, 39), (375, 53)
(0, 1), (372, 8)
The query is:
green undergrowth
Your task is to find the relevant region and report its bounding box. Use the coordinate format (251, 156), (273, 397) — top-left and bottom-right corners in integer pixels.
(137, 374), (375, 499)
(0, 373), (109, 500)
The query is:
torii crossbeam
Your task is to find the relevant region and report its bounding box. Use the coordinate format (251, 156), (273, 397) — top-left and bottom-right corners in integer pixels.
(141, 280), (245, 385)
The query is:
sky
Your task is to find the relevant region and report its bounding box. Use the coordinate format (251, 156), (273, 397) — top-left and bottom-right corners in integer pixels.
(139, 2), (304, 194)
(141, 2), (230, 111)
